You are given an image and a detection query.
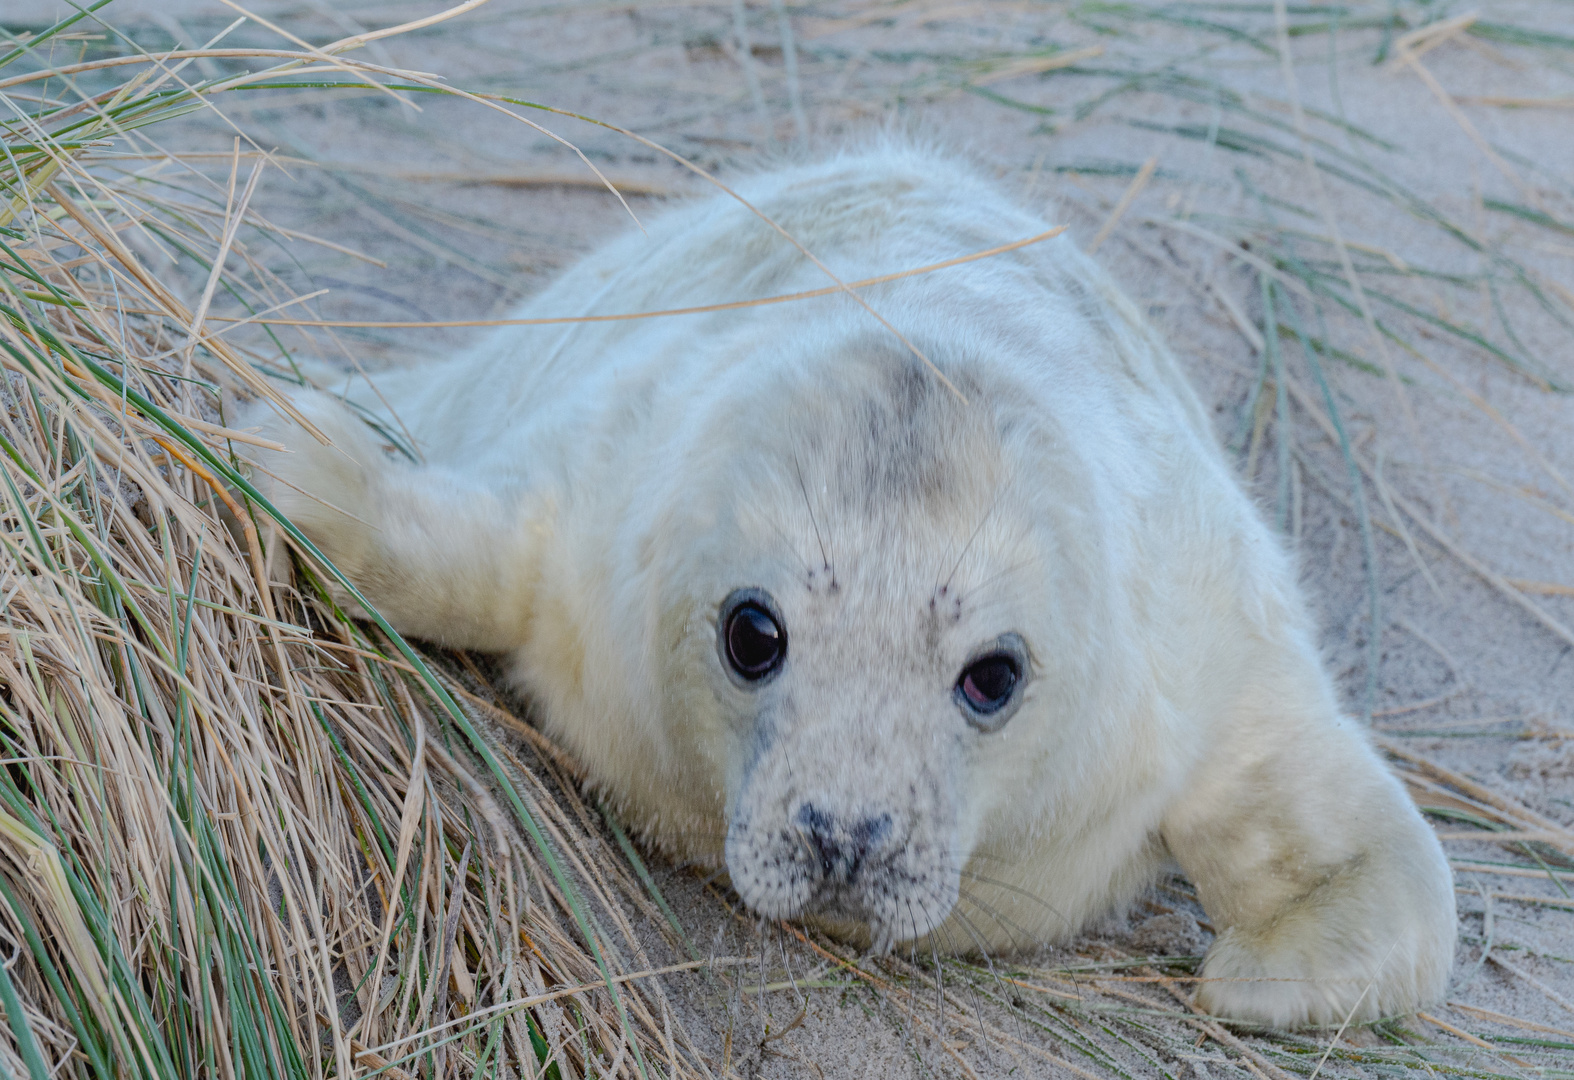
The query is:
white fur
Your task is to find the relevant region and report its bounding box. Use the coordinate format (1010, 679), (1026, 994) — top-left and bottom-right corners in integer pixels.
(245, 143), (1455, 1027)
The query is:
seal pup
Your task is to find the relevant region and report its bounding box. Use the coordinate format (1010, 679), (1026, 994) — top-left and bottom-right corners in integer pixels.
(245, 142), (1455, 1027)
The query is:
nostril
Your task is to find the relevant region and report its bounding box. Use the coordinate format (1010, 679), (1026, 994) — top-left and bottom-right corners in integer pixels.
(808, 832), (841, 877)
(852, 812), (892, 851)
(795, 803), (840, 875)
(794, 805), (893, 882)
(795, 802), (834, 834)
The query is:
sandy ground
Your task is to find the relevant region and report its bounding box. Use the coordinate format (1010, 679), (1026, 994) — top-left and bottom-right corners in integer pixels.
(10, 0), (1574, 1076)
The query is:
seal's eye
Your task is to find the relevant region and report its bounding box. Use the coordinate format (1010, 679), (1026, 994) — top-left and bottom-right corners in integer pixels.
(727, 606), (783, 677)
(954, 633), (1029, 731)
(959, 656), (1017, 713)
(719, 589), (787, 684)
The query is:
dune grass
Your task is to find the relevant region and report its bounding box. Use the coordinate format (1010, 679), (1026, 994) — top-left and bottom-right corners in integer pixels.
(0, 5), (718, 1079)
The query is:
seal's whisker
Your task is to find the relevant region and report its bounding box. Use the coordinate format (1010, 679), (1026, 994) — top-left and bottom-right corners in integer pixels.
(953, 866), (1076, 936)
(747, 500), (816, 579)
(931, 905), (1021, 1062)
(955, 848), (1025, 867)
(791, 448), (831, 576)
(933, 883), (1031, 955)
(929, 919), (1008, 1069)
(936, 899), (995, 958)
(774, 920), (806, 1013)
(949, 884), (1051, 952)
(926, 920), (948, 1040)
(942, 487), (1003, 595)
(944, 562), (1039, 606)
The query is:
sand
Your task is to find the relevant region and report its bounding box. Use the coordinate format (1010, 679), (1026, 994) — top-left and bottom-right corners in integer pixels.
(8, 0), (1574, 1076)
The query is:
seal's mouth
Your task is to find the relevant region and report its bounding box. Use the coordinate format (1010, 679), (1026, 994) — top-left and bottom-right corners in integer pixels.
(799, 880), (881, 923)
(724, 806), (961, 949)
(796, 885), (911, 954)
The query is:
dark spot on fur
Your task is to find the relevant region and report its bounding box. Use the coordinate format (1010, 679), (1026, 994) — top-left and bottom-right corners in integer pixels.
(833, 345), (993, 512)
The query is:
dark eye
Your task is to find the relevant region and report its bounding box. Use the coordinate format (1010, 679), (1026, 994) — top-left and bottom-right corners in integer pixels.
(958, 656), (1018, 713)
(720, 590), (787, 683)
(954, 633), (1029, 731)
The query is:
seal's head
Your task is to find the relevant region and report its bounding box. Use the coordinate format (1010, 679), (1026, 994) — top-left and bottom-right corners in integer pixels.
(643, 330), (1109, 950)
(716, 576), (1033, 948)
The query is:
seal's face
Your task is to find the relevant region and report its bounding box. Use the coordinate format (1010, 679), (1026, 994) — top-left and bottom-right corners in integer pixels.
(715, 569), (1036, 948)
(668, 347), (1071, 950)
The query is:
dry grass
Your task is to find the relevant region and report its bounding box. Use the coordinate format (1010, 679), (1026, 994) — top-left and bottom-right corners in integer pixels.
(0, 6), (719, 1079)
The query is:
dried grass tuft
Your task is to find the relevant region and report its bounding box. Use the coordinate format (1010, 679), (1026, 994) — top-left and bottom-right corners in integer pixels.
(0, 7), (711, 1079)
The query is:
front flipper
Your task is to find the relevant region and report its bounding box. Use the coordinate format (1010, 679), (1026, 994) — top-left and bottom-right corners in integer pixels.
(241, 388), (539, 653)
(1162, 695), (1455, 1027)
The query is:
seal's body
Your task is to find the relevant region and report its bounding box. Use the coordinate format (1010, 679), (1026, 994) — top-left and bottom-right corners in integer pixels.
(251, 144), (1454, 1027)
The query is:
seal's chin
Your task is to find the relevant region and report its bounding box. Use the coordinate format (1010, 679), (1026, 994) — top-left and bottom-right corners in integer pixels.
(724, 832), (962, 951)
(788, 879), (961, 953)
(800, 888), (901, 953)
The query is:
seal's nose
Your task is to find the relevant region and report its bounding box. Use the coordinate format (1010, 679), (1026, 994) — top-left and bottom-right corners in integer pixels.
(795, 804), (893, 883)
